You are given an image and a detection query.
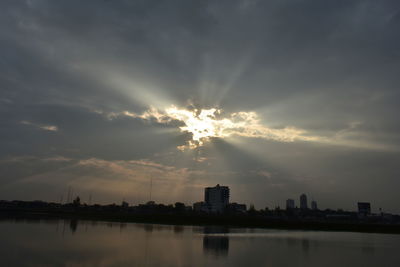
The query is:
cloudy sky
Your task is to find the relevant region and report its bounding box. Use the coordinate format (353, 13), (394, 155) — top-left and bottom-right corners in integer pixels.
(1, 0), (400, 212)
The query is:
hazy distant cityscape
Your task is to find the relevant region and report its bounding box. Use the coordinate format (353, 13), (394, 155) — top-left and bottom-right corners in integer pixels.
(1, 184), (399, 232)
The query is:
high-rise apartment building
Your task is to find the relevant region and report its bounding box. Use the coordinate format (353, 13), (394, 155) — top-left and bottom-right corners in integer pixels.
(300, 194), (308, 209)
(205, 184), (230, 213)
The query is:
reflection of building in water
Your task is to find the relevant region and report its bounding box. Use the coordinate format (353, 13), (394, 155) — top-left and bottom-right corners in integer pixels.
(173, 225), (184, 233)
(202, 226), (229, 256)
(144, 224), (153, 232)
(203, 235), (229, 257)
(69, 219), (78, 233)
(119, 223), (127, 233)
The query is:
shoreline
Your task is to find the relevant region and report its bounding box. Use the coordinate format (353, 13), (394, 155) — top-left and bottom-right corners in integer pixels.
(1, 210), (400, 235)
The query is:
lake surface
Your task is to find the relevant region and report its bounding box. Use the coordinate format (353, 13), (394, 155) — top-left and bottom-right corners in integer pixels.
(1, 219), (400, 267)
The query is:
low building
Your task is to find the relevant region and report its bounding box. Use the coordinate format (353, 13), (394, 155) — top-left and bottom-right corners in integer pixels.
(227, 202), (247, 213)
(311, 200), (318, 210)
(193, 201), (210, 213)
(358, 202), (371, 215)
(286, 199), (295, 210)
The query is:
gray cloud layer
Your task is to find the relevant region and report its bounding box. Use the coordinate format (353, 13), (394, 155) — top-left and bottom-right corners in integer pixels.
(1, 0), (400, 212)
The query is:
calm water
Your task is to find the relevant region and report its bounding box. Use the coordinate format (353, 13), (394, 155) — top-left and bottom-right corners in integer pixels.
(1, 219), (400, 267)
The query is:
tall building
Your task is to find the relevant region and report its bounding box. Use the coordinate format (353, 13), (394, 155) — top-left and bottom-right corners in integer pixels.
(311, 200), (318, 210)
(205, 184), (230, 213)
(300, 194), (308, 209)
(286, 199), (295, 209)
(357, 202), (371, 215)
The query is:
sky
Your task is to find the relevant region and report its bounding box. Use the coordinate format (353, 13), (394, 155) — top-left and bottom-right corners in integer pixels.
(1, 0), (400, 213)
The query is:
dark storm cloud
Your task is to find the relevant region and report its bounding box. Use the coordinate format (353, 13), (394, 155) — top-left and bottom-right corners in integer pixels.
(1, 0), (400, 212)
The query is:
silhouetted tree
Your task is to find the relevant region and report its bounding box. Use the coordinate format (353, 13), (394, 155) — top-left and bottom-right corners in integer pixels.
(174, 202), (185, 212)
(73, 196), (81, 207)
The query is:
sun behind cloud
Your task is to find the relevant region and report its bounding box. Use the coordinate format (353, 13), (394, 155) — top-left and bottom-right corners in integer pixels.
(119, 105), (317, 150)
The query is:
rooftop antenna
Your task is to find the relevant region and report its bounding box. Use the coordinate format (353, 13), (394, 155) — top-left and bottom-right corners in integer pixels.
(88, 193), (92, 205)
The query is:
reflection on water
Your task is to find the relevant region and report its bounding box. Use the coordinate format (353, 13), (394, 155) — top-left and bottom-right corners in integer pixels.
(203, 236), (229, 257)
(174, 225), (184, 233)
(0, 219), (400, 267)
(69, 219), (78, 233)
(203, 226), (230, 257)
(302, 238), (310, 253)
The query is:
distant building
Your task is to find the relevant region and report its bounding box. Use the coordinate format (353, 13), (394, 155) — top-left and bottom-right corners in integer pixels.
(193, 201), (209, 212)
(286, 199), (295, 210)
(311, 200), (318, 210)
(358, 202), (371, 215)
(205, 184), (230, 213)
(227, 202), (247, 213)
(300, 194), (308, 209)
(121, 201), (129, 208)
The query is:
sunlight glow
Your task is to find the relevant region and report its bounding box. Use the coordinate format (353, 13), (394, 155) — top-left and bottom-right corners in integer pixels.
(121, 105), (317, 150)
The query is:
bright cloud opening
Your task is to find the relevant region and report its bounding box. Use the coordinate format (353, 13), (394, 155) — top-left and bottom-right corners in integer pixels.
(120, 105), (317, 150)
